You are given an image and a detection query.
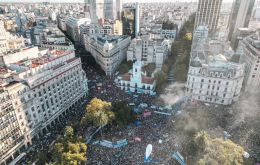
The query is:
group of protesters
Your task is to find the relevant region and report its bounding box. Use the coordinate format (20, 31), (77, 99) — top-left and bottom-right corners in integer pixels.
(19, 63), (183, 164)
(83, 65), (182, 164)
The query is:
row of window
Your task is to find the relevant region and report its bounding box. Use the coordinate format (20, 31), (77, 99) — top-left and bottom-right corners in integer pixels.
(200, 78), (230, 85)
(197, 96), (226, 104)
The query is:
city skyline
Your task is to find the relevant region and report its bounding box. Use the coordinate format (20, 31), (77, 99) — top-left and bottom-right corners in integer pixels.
(0, 0), (259, 164)
(0, 0), (236, 3)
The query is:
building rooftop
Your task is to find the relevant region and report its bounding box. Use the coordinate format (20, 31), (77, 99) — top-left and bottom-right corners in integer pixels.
(142, 76), (155, 84)
(9, 50), (74, 73)
(241, 31), (260, 53)
(97, 35), (129, 44)
(120, 73), (155, 85)
(0, 46), (34, 56)
(0, 66), (8, 75)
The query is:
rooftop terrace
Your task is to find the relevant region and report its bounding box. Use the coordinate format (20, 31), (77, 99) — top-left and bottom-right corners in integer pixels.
(10, 50), (74, 72)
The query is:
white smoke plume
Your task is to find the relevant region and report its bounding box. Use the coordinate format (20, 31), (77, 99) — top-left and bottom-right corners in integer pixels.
(159, 83), (185, 105)
(231, 90), (260, 128)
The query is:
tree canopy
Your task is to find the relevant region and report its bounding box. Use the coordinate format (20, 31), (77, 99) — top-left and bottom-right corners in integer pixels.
(112, 101), (136, 126)
(52, 127), (87, 165)
(118, 60), (133, 74)
(82, 98), (115, 127)
(173, 63), (188, 82)
(154, 70), (167, 93)
(64, 126), (74, 139)
(195, 131), (244, 165)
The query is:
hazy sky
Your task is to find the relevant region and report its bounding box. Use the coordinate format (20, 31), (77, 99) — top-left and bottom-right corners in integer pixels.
(1, 0), (235, 3)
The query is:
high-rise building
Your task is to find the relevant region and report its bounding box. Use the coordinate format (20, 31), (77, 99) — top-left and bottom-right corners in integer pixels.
(0, 87), (27, 165)
(116, 0), (122, 20)
(254, 7), (260, 20)
(104, 0), (117, 20)
(85, 0), (121, 20)
(228, 0), (255, 49)
(227, 0), (242, 41)
(238, 30), (260, 92)
(84, 0), (99, 24)
(96, 0), (105, 19)
(122, 3), (140, 38)
(194, 0), (222, 34)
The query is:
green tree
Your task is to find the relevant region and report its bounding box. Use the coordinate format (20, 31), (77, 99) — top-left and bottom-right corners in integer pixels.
(36, 152), (49, 165)
(53, 135), (87, 165)
(195, 132), (244, 165)
(82, 98), (115, 135)
(154, 70), (167, 92)
(173, 63), (188, 82)
(53, 142), (64, 163)
(194, 130), (210, 152)
(112, 101), (135, 126)
(118, 60), (133, 74)
(142, 63), (156, 76)
(119, 63), (129, 74)
(60, 142), (87, 165)
(64, 126), (74, 139)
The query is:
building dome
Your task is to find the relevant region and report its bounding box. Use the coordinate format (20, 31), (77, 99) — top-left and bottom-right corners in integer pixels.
(214, 54), (227, 62)
(190, 56), (202, 67)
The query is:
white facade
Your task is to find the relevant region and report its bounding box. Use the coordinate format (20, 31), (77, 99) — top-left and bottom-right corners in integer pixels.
(238, 30), (260, 92)
(0, 87), (27, 165)
(50, 11), (57, 22)
(127, 35), (171, 69)
(186, 57), (244, 105)
(116, 61), (156, 95)
(0, 21), (25, 54)
(160, 30), (177, 40)
(66, 16), (91, 42)
(254, 7), (260, 20)
(186, 37), (244, 105)
(0, 41), (88, 165)
(58, 17), (67, 32)
(192, 26), (209, 45)
(84, 32), (131, 75)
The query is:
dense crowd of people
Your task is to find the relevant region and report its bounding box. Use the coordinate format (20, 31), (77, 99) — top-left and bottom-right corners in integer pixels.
(20, 63), (259, 165)
(83, 65), (185, 164)
(18, 64), (181, 164)
(19, 97), (89, 164)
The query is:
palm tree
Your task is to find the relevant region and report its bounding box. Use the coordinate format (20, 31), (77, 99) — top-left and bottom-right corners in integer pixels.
(85, 98), (115, 136)
(94, 108), (114, 136)
(195, 130), (210, 152)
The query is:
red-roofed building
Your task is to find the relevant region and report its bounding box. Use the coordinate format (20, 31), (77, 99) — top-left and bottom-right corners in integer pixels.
(117, 61), (156, 95)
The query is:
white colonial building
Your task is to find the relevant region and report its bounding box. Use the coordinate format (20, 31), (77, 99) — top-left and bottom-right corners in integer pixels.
(186, 32), (244, 105)
(116, 61), (156, 95)
(186, 55), (244, 105)
(127, 34), (172, 69)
